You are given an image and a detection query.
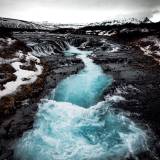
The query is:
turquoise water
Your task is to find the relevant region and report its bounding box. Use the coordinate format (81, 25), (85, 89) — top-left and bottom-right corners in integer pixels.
(14, 45), (148, 160)
(54, 50), (112, 107)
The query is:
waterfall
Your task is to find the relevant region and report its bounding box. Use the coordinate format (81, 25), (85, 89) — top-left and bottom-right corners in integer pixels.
(28, 40), (69, 57)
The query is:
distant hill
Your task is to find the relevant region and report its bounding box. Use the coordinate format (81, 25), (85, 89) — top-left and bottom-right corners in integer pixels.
(0, 17), (58, 30)
(0, 17), (84, 31)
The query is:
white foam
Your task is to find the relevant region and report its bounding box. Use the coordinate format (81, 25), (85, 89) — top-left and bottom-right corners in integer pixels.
(105, 95), (125, 103)
(15, 100), (148, 160)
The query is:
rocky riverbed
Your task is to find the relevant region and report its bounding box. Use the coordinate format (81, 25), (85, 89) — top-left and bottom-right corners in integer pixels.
(0, 30), (160, 160)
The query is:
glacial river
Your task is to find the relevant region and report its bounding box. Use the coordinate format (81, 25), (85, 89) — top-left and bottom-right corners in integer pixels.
(15, 45), (148, 160)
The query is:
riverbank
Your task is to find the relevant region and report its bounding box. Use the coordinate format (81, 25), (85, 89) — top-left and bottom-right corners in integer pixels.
(90, 38), (160, 159)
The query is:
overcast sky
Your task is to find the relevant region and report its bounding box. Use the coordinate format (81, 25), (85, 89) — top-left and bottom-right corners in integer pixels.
(0, 0), (160, 23)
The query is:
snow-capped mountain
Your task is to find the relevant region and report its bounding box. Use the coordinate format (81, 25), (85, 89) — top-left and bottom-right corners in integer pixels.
(88, 17), (152, 27)
(0, 17), (153, 32)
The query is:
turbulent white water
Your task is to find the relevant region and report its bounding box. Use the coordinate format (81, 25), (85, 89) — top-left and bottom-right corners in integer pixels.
(14, 45), (149, 160)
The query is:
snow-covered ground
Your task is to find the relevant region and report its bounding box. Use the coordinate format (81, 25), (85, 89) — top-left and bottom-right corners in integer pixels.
(98, 31), (117, 36)
(138, 36), (160, 63)
(0, 62), (42, 98)
(85, 28), (150, 37)
(85, 30), (118, 36)
(0, 37), (16, 49)
(0, 37), (43, 98)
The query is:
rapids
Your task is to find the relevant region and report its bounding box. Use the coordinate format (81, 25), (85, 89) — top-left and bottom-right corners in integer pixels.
(14, 45), (149, 160)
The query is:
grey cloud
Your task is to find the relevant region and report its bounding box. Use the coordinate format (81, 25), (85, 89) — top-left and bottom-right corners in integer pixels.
(1, 0), (160, 9)
(0, 0), (160, 22)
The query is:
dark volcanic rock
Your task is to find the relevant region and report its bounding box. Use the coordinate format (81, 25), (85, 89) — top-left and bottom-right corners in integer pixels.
(0, 96), (15, 115)
(90, 37), (160, 159)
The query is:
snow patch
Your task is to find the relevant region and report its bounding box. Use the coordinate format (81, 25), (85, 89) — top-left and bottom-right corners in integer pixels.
(137, 36), (160, 63)
(0, 47), (43, 98)
(98, 31), (117, 36)
(7, 38), (16, 45)
(105, 95), (125, 103)
(0, 57), (20, 65)
(26, 52), (40, 63)
(0, 62), (43, 98)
